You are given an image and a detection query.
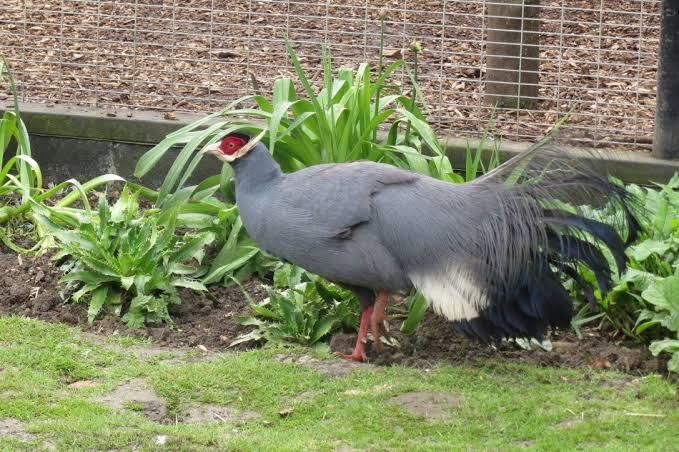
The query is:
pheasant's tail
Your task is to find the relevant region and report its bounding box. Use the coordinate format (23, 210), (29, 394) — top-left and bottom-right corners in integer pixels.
(427, 143), (642, 343)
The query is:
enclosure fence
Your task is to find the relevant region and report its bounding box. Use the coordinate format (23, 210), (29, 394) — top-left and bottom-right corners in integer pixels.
(0, 0), (661, 151)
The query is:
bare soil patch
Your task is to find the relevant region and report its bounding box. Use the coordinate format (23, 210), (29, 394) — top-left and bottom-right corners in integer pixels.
(0, 250), (669, 377)
(390, 392), (463, 419)
(95, 379), (168, 423)
(0, 418), (37, 442)
(274, 353), (373, 378)
(94, 379), (261, 424)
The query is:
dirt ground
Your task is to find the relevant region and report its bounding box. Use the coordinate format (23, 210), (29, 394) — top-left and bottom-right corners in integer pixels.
(0, 0), (658, 150)
(0, 250), (668, 377)
(0, 250), (264, 350)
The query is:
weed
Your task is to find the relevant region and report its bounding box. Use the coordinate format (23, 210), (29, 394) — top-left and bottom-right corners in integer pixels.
(34, 186), (212, 327)
(231, 263), (358, 348)
(571, 175), (679, 372)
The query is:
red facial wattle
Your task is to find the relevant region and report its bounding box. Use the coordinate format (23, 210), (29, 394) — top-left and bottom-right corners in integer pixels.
(219, 136), (247, 156)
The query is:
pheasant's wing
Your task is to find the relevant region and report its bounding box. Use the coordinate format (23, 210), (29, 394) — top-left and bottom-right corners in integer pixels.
(250, 161), (418, 291)
(279, 161), (418, 238)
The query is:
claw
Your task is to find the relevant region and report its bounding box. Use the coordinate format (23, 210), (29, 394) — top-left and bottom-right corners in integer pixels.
(334, 350), (367, 362)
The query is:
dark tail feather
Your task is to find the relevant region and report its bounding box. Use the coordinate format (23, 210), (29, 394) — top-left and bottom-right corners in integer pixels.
(448, 143), (641, 344)
(561, 264), (597, 305)
(543, 209), (627, 275)
(451, 266), (571, 343)
(546, 232), (614, 296)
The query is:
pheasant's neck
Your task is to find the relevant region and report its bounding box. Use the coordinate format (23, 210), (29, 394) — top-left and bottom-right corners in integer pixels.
(231, 144), (283, 193)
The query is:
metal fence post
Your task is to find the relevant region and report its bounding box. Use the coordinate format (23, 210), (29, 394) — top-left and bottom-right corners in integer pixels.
(653, 0), (679, 160)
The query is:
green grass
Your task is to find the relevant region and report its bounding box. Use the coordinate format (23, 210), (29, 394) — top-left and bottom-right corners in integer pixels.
(0, 316), (677, 450)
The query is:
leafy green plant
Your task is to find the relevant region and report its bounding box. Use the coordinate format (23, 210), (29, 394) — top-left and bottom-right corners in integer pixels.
(231, 263), (359, 348)
(628, 176), (679, 372)
(572, 175), (679, 372)
(463, 119), (501, 182)
(399, 293), (429, 335)
(34, 186), (213, 327)
(637, 275), (679, 372)
(0, 56), (122, 252)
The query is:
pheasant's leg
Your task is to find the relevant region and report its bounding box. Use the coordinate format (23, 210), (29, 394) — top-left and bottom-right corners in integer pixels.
(370, 290), (390, 353)
(336, 305), (373, 362)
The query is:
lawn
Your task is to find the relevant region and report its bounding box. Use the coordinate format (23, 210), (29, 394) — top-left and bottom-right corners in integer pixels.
(1, 316), (676, 451)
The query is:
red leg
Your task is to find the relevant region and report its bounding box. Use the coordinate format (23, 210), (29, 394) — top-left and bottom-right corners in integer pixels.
(370, 291), (390, 353)
(336, 305), (373, 362)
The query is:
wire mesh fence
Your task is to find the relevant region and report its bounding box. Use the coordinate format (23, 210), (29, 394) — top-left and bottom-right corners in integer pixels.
(0, 0), (660, 150)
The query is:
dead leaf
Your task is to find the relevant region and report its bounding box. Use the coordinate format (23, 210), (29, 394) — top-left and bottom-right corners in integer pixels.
(163, 112), (178, 121)
(278, 407), (294, 418)
(210, 49), (242, 59)
(592, 355), (612, 370)
(384, 48), (403, 58)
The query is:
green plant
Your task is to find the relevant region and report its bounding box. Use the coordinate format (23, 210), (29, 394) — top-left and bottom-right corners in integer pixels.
(570, 303), (605, 340)
(399, 293), (429, 335)
(463, 118), (501, 182)
(0, 56), (122, 253)
(629, 176), (679, 372)
(638, 276), (679, 372)
(231, 263), (359, 348)
(571, 175), (679, 372)
(34, 186), (213, 327)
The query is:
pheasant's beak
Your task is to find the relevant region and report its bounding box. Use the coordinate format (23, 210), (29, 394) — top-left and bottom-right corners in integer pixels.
(202, 142), (220, 155)
(202, 142), (229, 162)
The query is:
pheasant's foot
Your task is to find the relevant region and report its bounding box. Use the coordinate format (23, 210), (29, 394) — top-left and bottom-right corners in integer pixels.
(336, 305), (373, 362)
(370, 290), (390, 353)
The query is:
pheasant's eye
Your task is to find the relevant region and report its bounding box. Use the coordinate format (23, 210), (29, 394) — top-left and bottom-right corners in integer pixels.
(219, 136), (247, 156)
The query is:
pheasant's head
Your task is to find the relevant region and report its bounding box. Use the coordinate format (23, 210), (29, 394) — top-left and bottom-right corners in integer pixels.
(203, 133), (254, 163)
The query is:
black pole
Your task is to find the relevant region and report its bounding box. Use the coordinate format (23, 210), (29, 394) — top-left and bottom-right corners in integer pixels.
(654, 0), (679, 160)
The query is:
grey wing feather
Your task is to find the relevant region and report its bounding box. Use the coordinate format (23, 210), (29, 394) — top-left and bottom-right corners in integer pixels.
(280, 161), (418, 237)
